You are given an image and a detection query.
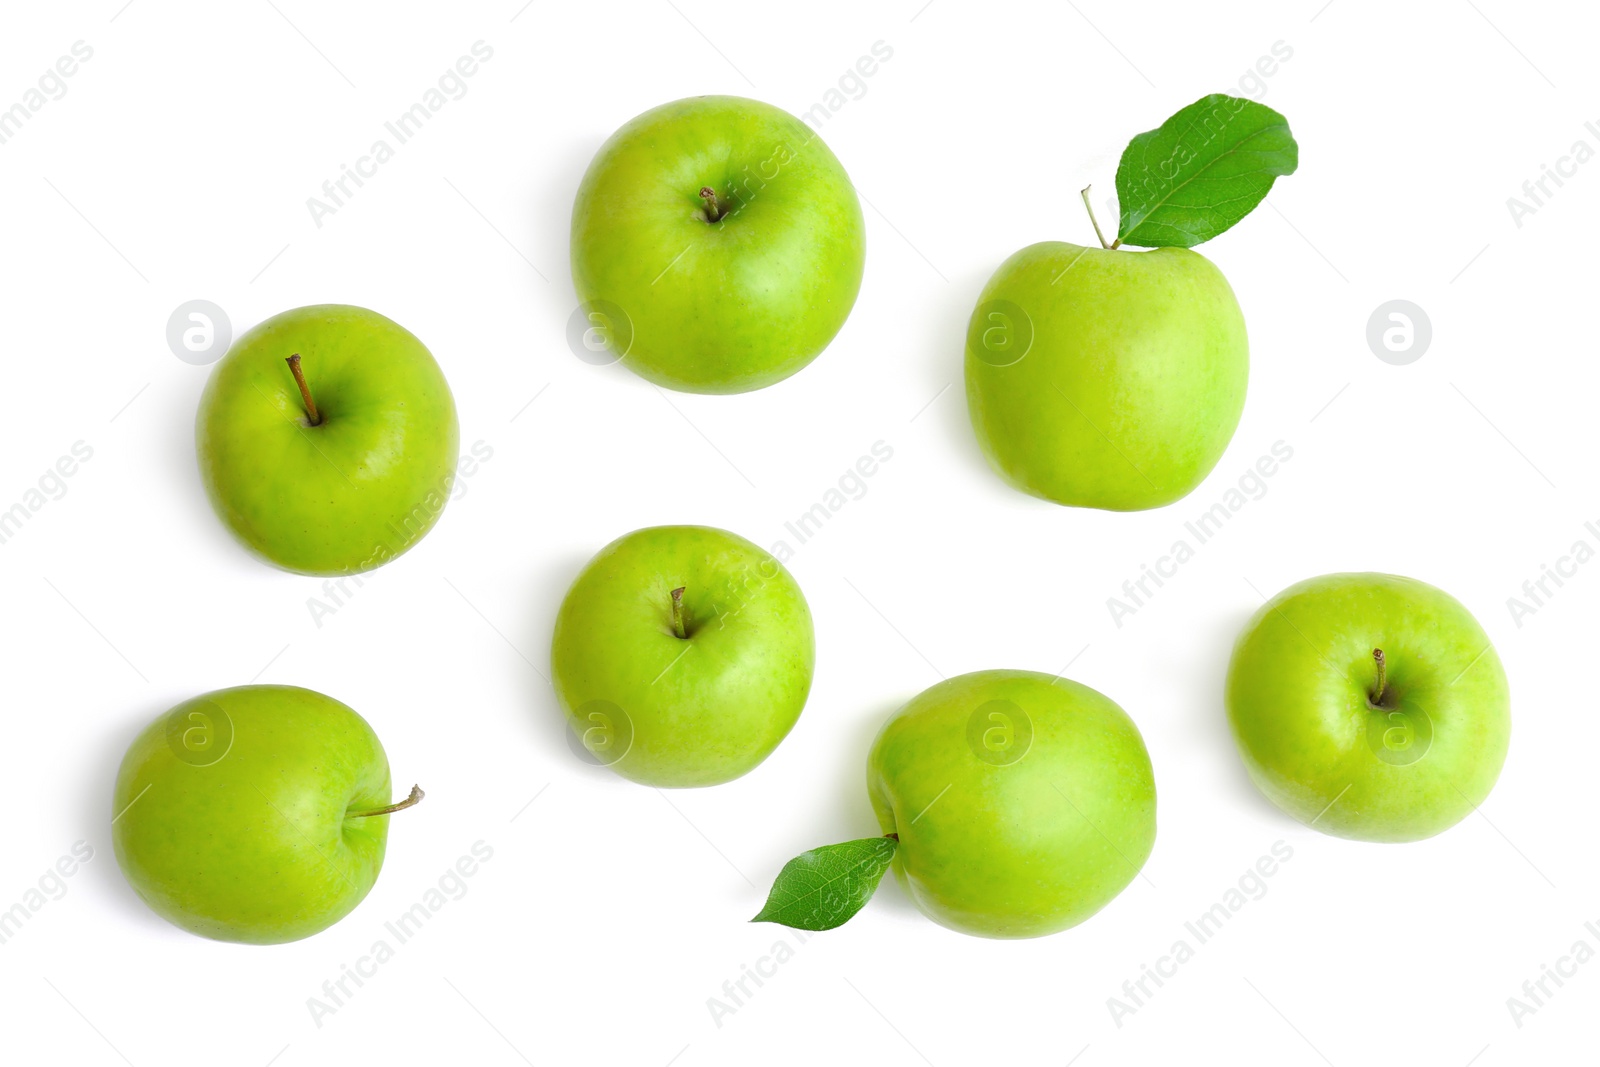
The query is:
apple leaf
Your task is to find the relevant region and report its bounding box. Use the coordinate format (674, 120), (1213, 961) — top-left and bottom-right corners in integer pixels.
(751, 836), (898, 931)
(1114, 94), (1298, 248)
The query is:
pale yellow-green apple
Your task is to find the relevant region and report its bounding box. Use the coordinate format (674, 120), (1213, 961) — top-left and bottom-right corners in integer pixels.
(1226, 573), (1511, 842)
(965, 243), (1247, 510)
(112, 685), (421, 944)
(866, 670), (1157, 937)
(753, 671), (1157, 936)
(551, 525), (814, 786)
(570, 95), (865, 393)
(196, 304), (459, 575)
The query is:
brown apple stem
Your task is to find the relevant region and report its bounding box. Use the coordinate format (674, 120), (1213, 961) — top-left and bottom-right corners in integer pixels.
(348, 784), (424, 818)
(699, 186), (723, 223)
(886, 832), (899, 842)
(670, 586), (688, 639)
(1371, 649), (1388, 706)
(285, 354), (322, 426)
(1080, 185), (1118, 250)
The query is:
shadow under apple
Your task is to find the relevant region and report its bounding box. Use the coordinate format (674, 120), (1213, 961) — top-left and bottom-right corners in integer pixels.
(522, 549), (597, 771)
(534, 135), (601, 297)
(1192, 600), (1286, 821)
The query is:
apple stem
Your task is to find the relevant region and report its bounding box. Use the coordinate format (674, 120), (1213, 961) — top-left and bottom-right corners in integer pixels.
(699, 186), (724, 223)
(1080, 185), (1119, 250)
(885, 832), (899, 842)
(348, 784), (424, 819)
(670, 586), (688, 639)
(1371, 648), (1388, 706)
(285, 354), (322, 426)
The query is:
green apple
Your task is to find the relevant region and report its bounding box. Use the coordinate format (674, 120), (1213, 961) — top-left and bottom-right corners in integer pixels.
(197, 304), (459, 575)
(570, 95), (865, 393)
(964, 243), (1247, 510)
(867, 670), (1156, 938)
(1226, 573), (1511, 842)
(551, 525), (814, 787)
(112, 685), (421, 944)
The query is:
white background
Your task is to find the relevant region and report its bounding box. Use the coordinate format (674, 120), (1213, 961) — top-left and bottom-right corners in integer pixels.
(0, 0), (1595, 1063)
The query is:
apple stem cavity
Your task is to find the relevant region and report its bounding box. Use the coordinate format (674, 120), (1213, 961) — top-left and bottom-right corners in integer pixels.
(347, 784), (424, 819)
(670, 586), (688, 639)
(1371, 648), (1389, 707)
(1080, 185), (1120, 250)
(698, 186), (725, 223)
(285, 354), (322, 426)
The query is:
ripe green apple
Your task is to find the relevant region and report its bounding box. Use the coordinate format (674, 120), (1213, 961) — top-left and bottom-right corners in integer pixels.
(196, 304), (459, 575)
(551, 525), (814, 787)
(1225, 572), (1511, 842)
(867, 670), (1156, 938)
(112, 685), (421, 944)
(570, 95), (866, 393)
(964, 243), (1247, 510)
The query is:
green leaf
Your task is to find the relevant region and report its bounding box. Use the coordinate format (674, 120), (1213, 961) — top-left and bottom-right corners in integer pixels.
(1114, 94), (1298, 248)
(752, 836), (898, 931)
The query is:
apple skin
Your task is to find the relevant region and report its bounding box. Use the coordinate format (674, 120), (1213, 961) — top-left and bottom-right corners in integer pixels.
(112, 685), (395, 945)
(551, 525), (814, 787)
(964, 242), (1247, 510)
(867, 670), (1156, 939)
(197, 304), (459, 576)
(570, 95), (866, 393)
(1225, 573), (1511, 842)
